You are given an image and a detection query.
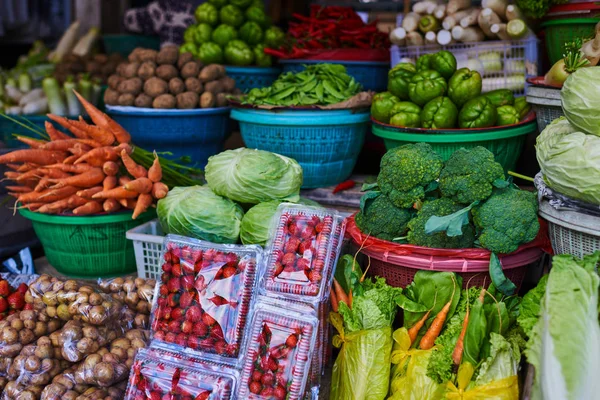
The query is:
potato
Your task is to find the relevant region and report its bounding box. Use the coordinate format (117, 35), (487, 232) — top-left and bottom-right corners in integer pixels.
(43, 292), (58, 307)
(143, 77), (168, 98)
(204, 80), (224, 95)
(88, 293), (103, 307)
(2, 327), (18, 344)
(168, 77), (185, 95)
(181, 61), (201, 79)
(117, 93), (135, 106)
(35, 343), (54, 359)
(133, 314), (149, 328)
(156, 64), (179, 81)
(103, 89), (120, 106)
(128, 47), (144, 63)
(64, 280), (78, 292)
(177, 52), (194, 69)
(216, 92), (229, 108)
(120, 63), (139, 79)
(134, 93), (153, 108)
(176, 92), (199, 109)
(19, 329), (35, 344)
(23, 319), (35, 330)
(157, 45), (179, 65)
(87, 306), (108, 325)
(220, 76), (236, 93)
(10, 319), (23, 331)
(56, 304), (71, 321)
(184, 77), (203, 93)
(200, 92), (216, 108)
(24, 355), (41, 372)
(153, 94), (176, 109)
(20, 310), (36, 321)
(107, 75), (123, 90)
(138, 49), (158, 63)
(118, 77), (143, 96)
(137, 61), (156, 80)
(199, 64), (225, 82)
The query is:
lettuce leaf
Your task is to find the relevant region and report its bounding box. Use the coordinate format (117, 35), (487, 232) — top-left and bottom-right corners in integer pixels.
(517, 274), (548, 337)
(475, 333), (519, 386)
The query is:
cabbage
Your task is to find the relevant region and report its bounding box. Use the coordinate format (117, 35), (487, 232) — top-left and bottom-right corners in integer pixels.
(157, 186), (244, 244)
(536, 117), (600, 204)
(562, 67), (600, 136)
(205, 148), (303, 205)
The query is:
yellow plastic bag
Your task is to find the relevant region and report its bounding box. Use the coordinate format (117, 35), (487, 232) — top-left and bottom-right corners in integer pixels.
(445, 375), (519, 400)
(330, 313), (393, 400)
(387, 328), (446, 400)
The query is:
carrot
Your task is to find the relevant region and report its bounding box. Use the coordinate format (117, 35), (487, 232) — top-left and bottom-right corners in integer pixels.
(73, 201), (103, 215)
(452, 308), (470, 365)
(103, 199), (121, 213)
(6, 164), (21, 171)
(74, 146), (118, 166)
(347, 290), (353, 307)
(92, 187), (140, 200)
(15, 163), (38, 172)
(118, 198), (137, 209)
(118, 176), (132, 186)
(68, 119), (115, 146)
(103, 161), (119, 176)
(37, 169), (71, 180)
(68, 195), (88, 209)
(4, 171), (21, 180)
(77, 186), (103, 199)
(5, 186), (31, 193)
(35, 179), (51, 192)
(41, 139), (102, 151)
(132, 193), (152, 219)
(330, 288), (339, 312)
(148, 156), (162, 183)
(46, 114), (88, 139)
(68, 146), (88, 158)
(333, 279), (350, 308)
(45, 121), (72, 141)
(16, 136), (47, 149)
(15, 169), (40, 182)
(19, 186), (78, 204)
(419, 279), (457, 350)
(44, 164), (92, 174)
(120, 150), (147, 178)
(116, 143), (132, 155)
(63, 155), (78, 165)
(151, 182), (169, 199)
(103, 176), (117, 191)
(38, 196), (78, 213)
(74, 90), (131, 144)
(49, 168), (105, 188)
(124, 177), (152, 194)
(408, 310), (432, 344)
(23, 202), (45, 211)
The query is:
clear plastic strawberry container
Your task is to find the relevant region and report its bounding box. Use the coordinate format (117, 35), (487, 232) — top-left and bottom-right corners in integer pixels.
(150, 234), (262, 364)
(261, 204), (347, 303)
(238, 299), (318, 400)
(124, 348), (238, 400)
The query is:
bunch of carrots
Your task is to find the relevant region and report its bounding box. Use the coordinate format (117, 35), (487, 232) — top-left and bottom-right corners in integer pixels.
(0, 90), (169, 219)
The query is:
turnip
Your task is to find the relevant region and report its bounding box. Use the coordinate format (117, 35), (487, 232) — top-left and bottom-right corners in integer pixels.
(544, 38), (590, 86)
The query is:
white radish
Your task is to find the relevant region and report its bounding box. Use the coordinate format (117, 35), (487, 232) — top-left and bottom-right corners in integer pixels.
(406, 31), (424, 46)
(6, 106), (23, 116)
(413, 1), (437, 15)
(443, 9), (472, 30)
(460, 9), (481, 28)
(22, 98), (49, 115)
(491, 23), (511, 40)
(390, 27), (407, 46)
(452, 26), (485, 42)
(5, 86), (23, 103)
(478, 8), (501, 38)
(434, 4), (447, 20)
(505, 4), (524, 21)
(425, 31), (437, 45)
(481, 0), (508, 19)
(448, 0), (471, 14)
(437, 30), (453, 45)
(18, 88), (44, 107)
(507, 19), (529, 39)
(402, 12), (421, 33)
(581, 31), (600, 66)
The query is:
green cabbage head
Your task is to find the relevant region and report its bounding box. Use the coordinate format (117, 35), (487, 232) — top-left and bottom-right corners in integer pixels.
(157, 186), (244, 244)
(536, 117), (600, 204)
(205, 148), (303, 204)
(561, 67), (600, 136)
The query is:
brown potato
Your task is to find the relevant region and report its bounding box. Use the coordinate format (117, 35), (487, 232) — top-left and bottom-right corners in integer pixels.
(156, 64), (179, 81)
(181, 61), (201, 79)
(103, 89), (120, 106)
(117, 93), (135, 106)
(64, 280), (78, 292)
(118, 78), (143, 95)
(204, 80), (224, 95)
(137, 61), (156, 80)
(143, 77), (168, 98)
(138, 49), (158, 63)
(120, 62), (139, 79)
(10, 319), (23, 331)
(19, 329), (35, 344)
(157, 45), (179, 65)
(88, 293), (103, 307)
(107, 75), (123, 90)
(128, 48), (144, 63)
(216, 93), (229, 107)
(177, 52), (194, 69)
(220, 76), (236, 93)
(168, 77), (185, 95)
(199, 64), (225, 82)
(2, 327), (18, 344)
(134, 93), (153, 108)
(176, 92), (199, 109)
(184, 77), (203, 93)
(200, 92), (216, 108)
(153, 94), (177, 109)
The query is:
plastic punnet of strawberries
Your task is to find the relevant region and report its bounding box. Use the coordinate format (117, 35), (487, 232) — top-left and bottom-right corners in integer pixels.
(0, 279), (30, 320)
(151, 238), (258, 359)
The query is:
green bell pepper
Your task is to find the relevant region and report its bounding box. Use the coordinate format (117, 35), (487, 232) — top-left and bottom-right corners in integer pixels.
(246, 6), (267, 28)
(239, 21), (263, 45)
(513, 97), (531, 119)
(220, 5), (245, 28)
(253, 44), (272, 67)
(430, 50), (457, 80)
(198, 42), (224, 64)
(224, 40), (254, 65)
(212, 24), (238, 47)
(250, 0), (264, 8)
(208, 0), (228, 8)
(230, 0), (253, 8)
(448, 68), (482, 108)
(496, 105), (520, 126)
(458, 96), (498, 128)
(416, 54), (432, 71)
(389, 102), (422, 128)
(408, 69), (447, 107)
(195, 3), (219, 26)
(179, 42), (198, 55)
(484, 89), (515, 107)
(194, 23), (214, 45)
(371, 91), (400, 123)
(421, 96), (458, 129)
(419, 15), (440, 33)
(184, 24), (197, 43)
(388, 63), (416, 100)
(264, 26), (285, 48)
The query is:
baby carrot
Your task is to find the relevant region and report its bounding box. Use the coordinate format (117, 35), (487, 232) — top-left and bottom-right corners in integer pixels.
(73, 201), (103, 215)
(132, 193), (152, 219)
(74, 90), (131, 144)
(151, 182), (169, 199)
(408, 310), (432, 344)
(124, 177), (152, 194)
(49, 168), (105, 188)
(148, 156), (162, 183)
(103, 176), (117, 191)
(92, 187), (140, 200)
(45, 121), (71, 141)
(120, 149), (147, 178)
(452, 309), (470, 365)
(333, 279), (350, 308)
(420, 279), (457, 350)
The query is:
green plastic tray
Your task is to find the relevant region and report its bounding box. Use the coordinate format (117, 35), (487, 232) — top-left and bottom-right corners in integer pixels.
(19, 208), (155, 278)
(542, 18), (600, 65)
(371, 113), (537, 171)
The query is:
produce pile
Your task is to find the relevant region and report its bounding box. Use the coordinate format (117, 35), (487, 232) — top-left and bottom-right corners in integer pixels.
(104, 46), (238, 109)
(182, 0), (285, 66)
(390, 0), (531, 47)
(373, 50), (531, 129)
(53, 53), (124, 85)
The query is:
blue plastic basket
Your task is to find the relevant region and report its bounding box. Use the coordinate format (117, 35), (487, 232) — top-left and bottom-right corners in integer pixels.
(0, 115), (89, 148)
(106, 106), (231, 168)
(279, 60), (389, 92)
(225, 66), (282, 91)
(231, 108), (370, 188)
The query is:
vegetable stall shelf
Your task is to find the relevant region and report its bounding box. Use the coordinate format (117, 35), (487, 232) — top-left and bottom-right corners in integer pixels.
(231, 108), (370, 188)
(20, 208), (155, 278)
(225, 66), (281, 91)
(372, 113), (537, 171)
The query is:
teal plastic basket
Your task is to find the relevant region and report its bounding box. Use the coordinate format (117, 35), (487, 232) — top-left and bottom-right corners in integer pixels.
(0, 115), (89, 148)
(102, 34), (160, 57)
(225, 66), (282, 91)
(231, 108), (370, 188)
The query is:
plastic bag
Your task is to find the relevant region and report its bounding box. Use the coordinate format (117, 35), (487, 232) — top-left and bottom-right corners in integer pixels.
(7, 336), (71, 387)
(329, 313), (393, 400)
(75, 382), (127, 400)
(98, 277), (155, 329)
(0, 310), (63, 359)
(50, 320), (122, 363)
(534, 172), (600, 217)
(445, 376), (519, 399)
(1, 380), (44, 399)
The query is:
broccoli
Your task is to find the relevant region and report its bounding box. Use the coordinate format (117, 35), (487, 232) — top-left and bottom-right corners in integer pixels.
(355, 192), (415, 241)
(472, 188), (540, 254)
(407, 198), (476, 249)
(377, 143), (444, 209)
(439, 146), (506, 205)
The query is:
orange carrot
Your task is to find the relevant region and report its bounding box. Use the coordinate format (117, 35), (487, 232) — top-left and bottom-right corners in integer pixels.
(44, 164), (92, 174)
(333, 279), (350, 308)
(15, 169), (40, 182)
(68, 119), (115, 146)
(0, 150), (67, 165)
(118, 176), (132, 186)
(23, 202), (45, 211)
(37, 169), (71, 180)
(148, 156), (162, 183)
(48, 168), (105, 188)
(103, 176), (117, 191)
(4, 171), (21, 180)
(132, 193), (152, 219)
(348, 290), (353, 307)
(419, 280), (457, 350)
(119, 198), (138, 208)
(38, 196), (78, 213)
(452, 309), (470, 365)
(16, 163), (38, 172)
(5, 164), (20, 171)
(68, 145), (88, 158)
(16, 136), (47, 149)
(68, 195), (88, 209)
(330, 288), (339, 312)
(77, 186), (103, 199)
(92, 187), (140, 200)
(45, 121), (71, 141)
(103, 161), (119, 176)
(5, 186), (31, 193)
(115, 143), (132, 155)
(19, 186), (78, 204)
(74, 90), (131, 144)
(103, 199), (121, 213)
(120, 149), (147, 178)
(41, 139), (102, 151)
(63, 155), (78, 165)
(74, 146), (118, 166)
(408, 310), (432, 344)
(124, 177), (152, 194)
(73, 201), (103, 215)
(35, 179), (51, 192)
(46, 114), (88, 139)
(151, 182), (169, 199)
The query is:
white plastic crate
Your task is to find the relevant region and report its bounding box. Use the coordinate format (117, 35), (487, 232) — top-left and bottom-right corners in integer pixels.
(391, 37), (539, 96)
(526, 85), (563, 132)
(125, 219), (165, 280)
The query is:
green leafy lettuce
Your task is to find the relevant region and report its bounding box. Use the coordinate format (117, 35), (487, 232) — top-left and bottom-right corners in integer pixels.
(474, 333), (520, 386)
(517, 274), (548, 337)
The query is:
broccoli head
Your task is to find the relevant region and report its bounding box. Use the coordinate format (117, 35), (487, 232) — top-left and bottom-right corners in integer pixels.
(377, 143), (444, 208)
(407, 198), (476, 249)
(472, 188), (539, 254)
(439, 146), (505, 204)
(355, 192), (416, 241)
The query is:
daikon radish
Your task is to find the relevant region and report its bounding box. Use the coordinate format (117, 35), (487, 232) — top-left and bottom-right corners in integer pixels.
(425, 31), (437, 45)
(390, 27), (407, 46)
(448, 0), (471, 14)
(406, 31), (424, 46)
(582, 30), (600, 66)
(413, 1), (437, 14)
(22, 98), (49, 115)
(434, 4), (446, 20)
(505, 4), (524, 21)
(437, 30), (453, 45)
(478, 8), (501, 38)
(491, 23), (511, 40)
(460, 9), (481, 28)
(507, 19), (528, 39)
(452, 26), (485, 42)
(18, 88), (44, 107)
(402, 12), (421, 33)
(482, 0), (508, 19)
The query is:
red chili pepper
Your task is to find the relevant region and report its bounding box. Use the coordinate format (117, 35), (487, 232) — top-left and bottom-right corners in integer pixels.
(332, 180), (356, 194)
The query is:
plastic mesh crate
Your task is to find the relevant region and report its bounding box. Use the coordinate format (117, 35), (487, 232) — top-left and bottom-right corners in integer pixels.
(391, 37), (538, 96)
(526, 85), (563, 132)
(542, 18), (600, 65)
(225, 66), (282, 91)
(125, 219), (165, 280)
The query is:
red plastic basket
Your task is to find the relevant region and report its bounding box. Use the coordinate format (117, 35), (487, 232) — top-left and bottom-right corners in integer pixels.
(347, 215), (550, 289)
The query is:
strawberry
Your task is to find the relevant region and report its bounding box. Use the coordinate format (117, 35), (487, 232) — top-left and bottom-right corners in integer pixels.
(196, 392), (210, 400)
(220, 266), (236, 279)
(260, 387), (274, 397)
(179, 292), (194, 309)
(0, 280), (10, 297)
(181, 275), (195, 291)
(23, 304), (33, 311)
(185, 305), (202, 322)
(260, 373), (275, 386)
(165, 332), (177, 343)
(159, 285), (169, 296)
(267, 357), (278, 372)
(181, 261), (195, 275)
(300, 225), (316, 240)
(194, 276), (206, 292)
(161, 272), (170, 283)
(171, 307), (185, 321)
(282, 253), (296, 269)
(286, 334), (298, 348)
(160, 306), (172, 320)
(274, 385), (287, 400)
(7, 292), (24, 310)
(168, 320), (181, 333)
(203, 249), (217, 261)
(167, 293), (180, 308)
(162, 262), (172, 273)
(298, 240), (312, 254)
(202, 313), (216, 327)
(225, 252), (238, 267)
(274, 262), (284, 277)
(296, 258), (310, 271)
(252, 370), (263, 382)
(214, 252), (227, 263)
(214, 340), (227, 355)
(284, 237), (301, 253)
(164, 250), (174, 263)
(199, 338), (214, 348)
(274, 250), (284, 262)
(249, 381), (262, 394)
(226, 343), (238, 356)
(0, 297), (8, 313)
(16, 284), (28, 295)
(172, 263), (182, 277)
(149, 392), (162, 400)
(315, 221), (324, 233)
(157, 297), (167, 307)
(175, 333), (188, 346)
(192, 322), (209, 338)
(181, 320), (193, 334)
(210, 324), (224, 340)
(167, 277), (181, 293)
(153, 330), (165, 341)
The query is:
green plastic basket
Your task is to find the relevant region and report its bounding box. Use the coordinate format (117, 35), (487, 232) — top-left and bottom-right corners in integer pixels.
(542, 18), (600, 64)
(19, 208), (155, 278)
(371, 114), (537, 171)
